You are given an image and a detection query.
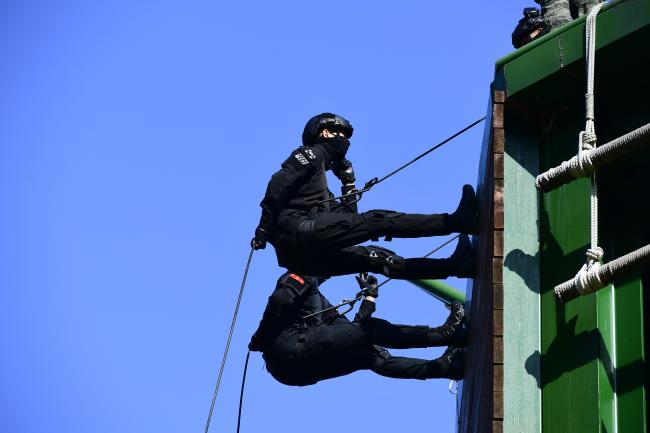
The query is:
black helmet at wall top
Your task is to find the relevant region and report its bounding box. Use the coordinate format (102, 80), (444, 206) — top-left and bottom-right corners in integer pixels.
(302, 113), (354, 146)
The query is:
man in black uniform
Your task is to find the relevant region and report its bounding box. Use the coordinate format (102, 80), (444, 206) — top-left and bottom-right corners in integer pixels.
(249, 271), (465, 386)
(251, 113), (478, 280)
(512, 7), (549, 49)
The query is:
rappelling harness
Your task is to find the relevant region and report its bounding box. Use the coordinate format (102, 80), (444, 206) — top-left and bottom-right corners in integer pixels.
(204, 116), (485, 433)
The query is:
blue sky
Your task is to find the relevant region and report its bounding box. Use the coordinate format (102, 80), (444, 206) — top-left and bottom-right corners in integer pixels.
(1, 1), (531, 432)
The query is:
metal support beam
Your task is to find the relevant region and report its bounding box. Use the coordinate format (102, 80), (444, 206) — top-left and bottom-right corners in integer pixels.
(408, 279), (465, 305)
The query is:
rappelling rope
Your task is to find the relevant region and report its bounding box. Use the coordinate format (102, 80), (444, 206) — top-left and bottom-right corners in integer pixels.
(571, 2), (607, 296)
(236, 351), (251, 433)
(204, 246), (255, 433)
(320, 117), (486, 204)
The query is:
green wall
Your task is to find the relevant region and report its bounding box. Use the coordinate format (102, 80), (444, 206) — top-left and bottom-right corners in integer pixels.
(497, 2), (650, 431)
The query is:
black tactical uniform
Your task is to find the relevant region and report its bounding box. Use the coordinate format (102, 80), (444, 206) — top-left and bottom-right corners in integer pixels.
(512, 1), (605, 49)
(249, 271), (465, 386)
(252, 113), (477, 280)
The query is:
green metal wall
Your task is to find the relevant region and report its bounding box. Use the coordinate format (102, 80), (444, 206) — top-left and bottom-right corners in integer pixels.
(538, 97), (649, 433)
(503, 110), (542, 433)
(597, 138), (650, 433)
(495, 1), (650, 431)
(539, 114), (601, 433)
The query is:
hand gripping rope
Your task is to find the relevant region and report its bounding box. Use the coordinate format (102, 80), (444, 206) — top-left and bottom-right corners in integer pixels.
(319, 117), (486, 205)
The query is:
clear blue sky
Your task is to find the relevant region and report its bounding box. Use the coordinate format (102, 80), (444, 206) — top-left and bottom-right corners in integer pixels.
(1, 1), (531, 432)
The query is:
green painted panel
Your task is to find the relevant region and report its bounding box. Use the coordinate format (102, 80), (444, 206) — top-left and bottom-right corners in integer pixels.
(597, 286), (616, 433)
(494, 3), (649, 431)
(540, 176), (600, 433)
(597, 278), (646, 433)
(599, 141), (650, 433)
(536, 83), (650, 433)
(503, 114), (542, 433)
(613, 279), (645, 432)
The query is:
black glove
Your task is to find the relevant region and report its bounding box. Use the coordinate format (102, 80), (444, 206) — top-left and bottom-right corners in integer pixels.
(251, 227), (267, 250)
(332, 159), (356, 185)
(248, 333), (263, 352)
(356, 274), (379, 298)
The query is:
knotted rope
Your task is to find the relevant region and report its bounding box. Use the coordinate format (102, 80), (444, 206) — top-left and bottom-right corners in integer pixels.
(554, 3), (607, 301)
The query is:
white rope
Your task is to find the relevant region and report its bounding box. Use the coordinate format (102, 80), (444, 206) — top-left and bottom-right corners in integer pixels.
(575, 2), (607, 286)
(543, 2), (650, 303)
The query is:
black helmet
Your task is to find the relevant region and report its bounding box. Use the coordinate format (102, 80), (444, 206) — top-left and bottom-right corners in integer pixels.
(302, 113), (354, 146)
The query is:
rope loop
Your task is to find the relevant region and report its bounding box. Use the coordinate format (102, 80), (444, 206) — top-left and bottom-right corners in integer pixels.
(585, 246), (603, 264)
(574, 262), (605, 295)
(573, 247), (604, 296)
(580, 130), (597, 150)
(569, 132), (598, 178)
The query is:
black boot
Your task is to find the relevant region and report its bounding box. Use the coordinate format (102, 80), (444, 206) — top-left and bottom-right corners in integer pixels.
(429, 301), (466, 347)
(440, 346), (465, 380)
(425, 345), (465, 380)
(449, 234), (476, 278)
(392, 236), (474, 280)
(447, 184), (478, 235)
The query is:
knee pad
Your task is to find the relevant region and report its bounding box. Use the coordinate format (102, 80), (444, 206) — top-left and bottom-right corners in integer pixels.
(364, 245), (405, 277)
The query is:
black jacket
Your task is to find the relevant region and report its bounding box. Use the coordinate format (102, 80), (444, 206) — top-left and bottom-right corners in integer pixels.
(257, 143), (357, 236)
(257, 144), (331, 234)
(249, 272), (375, 353)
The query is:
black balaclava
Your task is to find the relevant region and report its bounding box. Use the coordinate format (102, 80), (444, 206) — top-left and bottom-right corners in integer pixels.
(319, 135), (350, 162)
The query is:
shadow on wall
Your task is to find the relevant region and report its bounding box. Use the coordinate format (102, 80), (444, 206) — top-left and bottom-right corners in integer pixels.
(601, 421), (610, 433)
(507, 210), (646, 397)
(524, 310), (645, 397)
(503, 209), (585, 296)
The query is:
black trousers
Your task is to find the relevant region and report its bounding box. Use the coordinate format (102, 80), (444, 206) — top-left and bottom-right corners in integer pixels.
(263, 317), (453, 386)
(272, 208), (458, 279)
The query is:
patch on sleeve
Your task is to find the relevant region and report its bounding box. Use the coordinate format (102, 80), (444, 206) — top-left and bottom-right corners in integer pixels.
(282, 148), (319, 171)
(294, 152), (309, 166)
(302, 148), (316, 160)
(289, 273), (305, 284)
